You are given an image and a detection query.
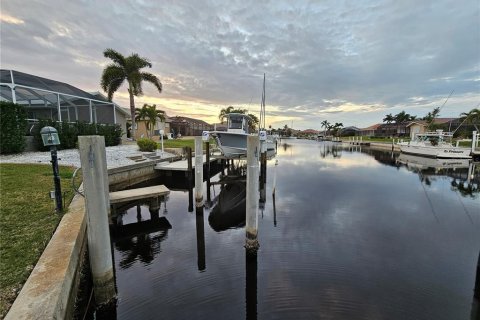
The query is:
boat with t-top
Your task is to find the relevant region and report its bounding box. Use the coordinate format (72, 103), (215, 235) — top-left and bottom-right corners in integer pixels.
(211, 113), (252, 158)
(398, 130), (471, 159)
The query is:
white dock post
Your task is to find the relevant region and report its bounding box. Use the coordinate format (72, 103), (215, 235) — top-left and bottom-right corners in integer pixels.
(472, 131), (477, 153)
(272, 159), (278, 196)
(245, 135), (260, 252)
(78, 136), (116, 304)
(195, 136), (203, 207)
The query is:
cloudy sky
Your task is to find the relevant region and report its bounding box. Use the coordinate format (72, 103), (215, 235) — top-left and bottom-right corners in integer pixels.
(1, 0), (479, 129)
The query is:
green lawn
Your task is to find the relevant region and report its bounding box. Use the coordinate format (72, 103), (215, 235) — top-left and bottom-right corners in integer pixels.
(0, 164), (77, 318)
(160, 138), (216, 150)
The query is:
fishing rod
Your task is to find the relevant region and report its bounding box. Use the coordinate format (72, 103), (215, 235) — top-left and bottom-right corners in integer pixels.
(428, 89), (454, 130)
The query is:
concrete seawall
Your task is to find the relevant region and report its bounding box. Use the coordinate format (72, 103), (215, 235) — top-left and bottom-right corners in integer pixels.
(6, 194), (87, 320)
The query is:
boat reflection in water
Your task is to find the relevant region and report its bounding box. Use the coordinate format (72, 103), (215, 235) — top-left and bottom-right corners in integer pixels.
(208, 175), (246, 232)
(111, 200), (172, 270)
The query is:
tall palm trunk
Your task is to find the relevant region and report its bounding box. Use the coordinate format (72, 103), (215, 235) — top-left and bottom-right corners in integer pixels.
(128, 84), (136, 140)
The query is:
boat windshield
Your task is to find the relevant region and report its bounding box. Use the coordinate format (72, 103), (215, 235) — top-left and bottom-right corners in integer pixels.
(229, 115), (245, 130)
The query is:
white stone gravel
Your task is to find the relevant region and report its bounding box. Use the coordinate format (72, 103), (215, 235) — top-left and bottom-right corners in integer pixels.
(0, 145), (173, 168)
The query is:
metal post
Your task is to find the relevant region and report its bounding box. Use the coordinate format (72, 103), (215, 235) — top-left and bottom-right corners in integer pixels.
(161, 133), (164, 158)
(50, 146), (63, 212)
(112, 103), (116, 124)
(78, 136), (116, 304)
(89, 100), (93, 124)
(57, 94), (62, 122)
(245, 135), (260, 253)
(195, 137), (203, 207)
(11, 87), (16, 104)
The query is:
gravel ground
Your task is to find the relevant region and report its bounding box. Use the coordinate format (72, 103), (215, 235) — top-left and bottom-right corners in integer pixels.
(0, 145), (173, 168)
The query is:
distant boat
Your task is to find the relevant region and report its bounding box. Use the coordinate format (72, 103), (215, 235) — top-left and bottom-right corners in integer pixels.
(398, 130), (471, 159)
(212, 113), (252, 158)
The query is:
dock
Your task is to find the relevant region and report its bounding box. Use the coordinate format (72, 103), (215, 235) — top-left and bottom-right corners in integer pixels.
(109, 185), (170, 204)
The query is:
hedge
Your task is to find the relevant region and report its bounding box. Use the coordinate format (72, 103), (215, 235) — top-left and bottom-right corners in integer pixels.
(0, 102), (27, 154)
(32, 120), (123, 151)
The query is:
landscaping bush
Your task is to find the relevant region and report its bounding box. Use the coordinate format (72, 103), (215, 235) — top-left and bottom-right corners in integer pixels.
(137, 138), (158, 152)
(32, 120), (123, 151)
(0, 102), (27, 154)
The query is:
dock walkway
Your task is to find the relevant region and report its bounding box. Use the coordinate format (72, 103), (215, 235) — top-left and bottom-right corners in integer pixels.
(109, 185), (170, 204)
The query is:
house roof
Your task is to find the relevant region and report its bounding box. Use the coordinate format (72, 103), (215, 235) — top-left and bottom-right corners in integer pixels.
(170, 116), (212, 126)
(301, 129), (319, 134)
(360, 123), (382, 131)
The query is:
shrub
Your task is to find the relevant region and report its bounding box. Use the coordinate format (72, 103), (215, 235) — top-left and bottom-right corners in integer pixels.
(0, 102), (27, 154)
(32, 120), (123, 151)
(137, 138), (157, 152)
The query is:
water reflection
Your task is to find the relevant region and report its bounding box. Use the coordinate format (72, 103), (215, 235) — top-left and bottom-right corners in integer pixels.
(111, 202), (172, 270)
(209, 170), (247, 232)
(96, 140), (479, 320)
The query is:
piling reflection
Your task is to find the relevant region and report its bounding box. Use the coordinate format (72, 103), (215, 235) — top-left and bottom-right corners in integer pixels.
(196, 207), (206, 271)
(319, 143), (342, 158)
(473, 252), (480, 320)
(245, 251), (258, 320)
(111, 201), (172, 270)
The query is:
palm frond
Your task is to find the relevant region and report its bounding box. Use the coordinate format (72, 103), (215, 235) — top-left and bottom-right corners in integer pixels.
(103, 49), (126, 67)
(141, 72), (162, 93)
(100, 65), (126, 100)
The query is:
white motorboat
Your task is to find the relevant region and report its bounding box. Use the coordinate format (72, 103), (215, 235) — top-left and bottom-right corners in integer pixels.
(212, 113), (252, 158)
(398, 130), (471, 159)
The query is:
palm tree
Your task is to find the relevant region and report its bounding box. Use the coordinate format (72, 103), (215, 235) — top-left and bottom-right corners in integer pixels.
(135, 104), (166, 138)
(460, 108), (480, 131)
(383, 114), (394, 124)
(332, 122), (344, 136)
(101, 48), (163, 140)
(321, 120), (330, 135)
(218, 106), (235, 123)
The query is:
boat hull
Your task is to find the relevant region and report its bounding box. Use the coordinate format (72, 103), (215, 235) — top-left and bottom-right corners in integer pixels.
(213, 132), (248, 158)
(399, 143), (471, 159)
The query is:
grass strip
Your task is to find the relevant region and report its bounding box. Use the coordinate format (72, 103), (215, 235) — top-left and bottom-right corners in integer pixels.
(0, 163), (77, 318)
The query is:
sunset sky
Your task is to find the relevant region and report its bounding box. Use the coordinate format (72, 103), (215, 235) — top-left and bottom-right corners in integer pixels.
(1, 0), (479, 129)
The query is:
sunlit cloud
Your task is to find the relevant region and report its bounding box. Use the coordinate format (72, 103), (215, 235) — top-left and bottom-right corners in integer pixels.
(0, 13), (24, 25)
(319, 102), (386, 114)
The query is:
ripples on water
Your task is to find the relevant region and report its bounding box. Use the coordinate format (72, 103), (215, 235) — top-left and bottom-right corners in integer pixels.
(95, 140), (480, 320)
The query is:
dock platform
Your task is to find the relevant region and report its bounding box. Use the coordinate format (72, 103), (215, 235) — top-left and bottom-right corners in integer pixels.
(154, 155), (220, 172)
(109, 185), (170, 204)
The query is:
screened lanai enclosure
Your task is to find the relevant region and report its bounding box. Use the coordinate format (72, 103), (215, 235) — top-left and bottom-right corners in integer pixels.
(0, 69), (129, 135)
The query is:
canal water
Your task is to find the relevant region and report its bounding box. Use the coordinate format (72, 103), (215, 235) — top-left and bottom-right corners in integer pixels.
(97, 140), (479, 320)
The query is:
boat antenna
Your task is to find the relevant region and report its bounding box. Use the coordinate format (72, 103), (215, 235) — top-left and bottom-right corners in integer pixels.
(259, 73), (266, 130)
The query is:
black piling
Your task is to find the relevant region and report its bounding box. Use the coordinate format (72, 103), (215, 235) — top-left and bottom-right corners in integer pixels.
(195, 206), (206, 271)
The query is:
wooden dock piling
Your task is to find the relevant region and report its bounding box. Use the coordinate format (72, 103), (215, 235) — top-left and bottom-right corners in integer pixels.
(245, 135), (260, 253)
(195, 137), (203, 207)
(206, 141), (211, 202)
(78, 136), (116, 304)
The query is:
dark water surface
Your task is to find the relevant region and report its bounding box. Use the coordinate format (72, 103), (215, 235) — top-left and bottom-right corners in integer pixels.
(103, 140), (480, 320)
